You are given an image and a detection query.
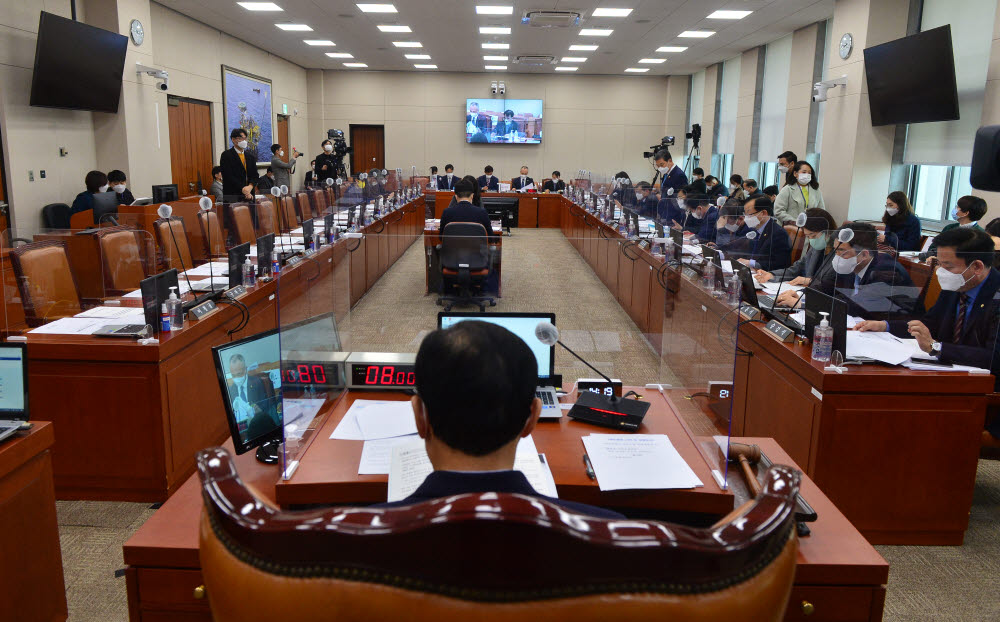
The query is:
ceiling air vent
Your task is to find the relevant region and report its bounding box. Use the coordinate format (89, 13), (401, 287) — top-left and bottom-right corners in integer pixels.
(521, 10), (582, 28)
(514, 55), (557, 66)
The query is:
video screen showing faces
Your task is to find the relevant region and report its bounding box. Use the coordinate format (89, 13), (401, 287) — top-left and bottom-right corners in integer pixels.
(216, 331), (282, 447)
(466, 98), (543, 144)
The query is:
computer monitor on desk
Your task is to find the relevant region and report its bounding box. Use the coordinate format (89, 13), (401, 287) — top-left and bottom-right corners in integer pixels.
(152, 184), (178, 204)
(92, 191), (119, 225)
(437, 312), (556, 382)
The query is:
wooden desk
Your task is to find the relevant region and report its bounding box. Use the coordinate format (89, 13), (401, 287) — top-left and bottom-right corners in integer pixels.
(434, 191), (560, 229)
(123, 432), (886, 622)
(423, 222), (503, 296)
(0, 422), (68, 622)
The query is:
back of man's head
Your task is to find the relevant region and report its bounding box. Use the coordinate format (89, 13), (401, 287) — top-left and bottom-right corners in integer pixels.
(415, 321), (537, 456)
(454, 178), (476, 200)
(935, 226), (995, 265)
(842, 222), (878, 252)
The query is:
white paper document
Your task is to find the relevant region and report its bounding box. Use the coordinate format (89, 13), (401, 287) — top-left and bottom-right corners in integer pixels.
(359, 434), (419, 475)
(355, 400), (417, 440)
(28, 317), (115, 335)
(581, 434), (703, 491)
(759, 282), (804, 296)
(845, 331), (923, 365)
(183, 262), (230, 277)
(330, 399), (412, 440)
(74, 306), (146, 319)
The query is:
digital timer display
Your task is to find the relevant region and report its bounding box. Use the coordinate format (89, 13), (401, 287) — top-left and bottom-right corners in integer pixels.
(282, 363), (330, 385)
(350, 363), (417, 388)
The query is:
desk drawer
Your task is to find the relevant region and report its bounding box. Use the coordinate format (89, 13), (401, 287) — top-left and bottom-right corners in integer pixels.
(785, 585), (881, 621)
(134, 568), (209, 615)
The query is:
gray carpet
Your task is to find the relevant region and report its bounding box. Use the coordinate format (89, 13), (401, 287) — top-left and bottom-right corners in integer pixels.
(56, 230), (1000, 621)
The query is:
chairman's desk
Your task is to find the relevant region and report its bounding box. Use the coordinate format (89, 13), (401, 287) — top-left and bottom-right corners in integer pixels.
(558, 198), (990, 545)
(432, 190), (564, 228)
(17, 198), (424, 502)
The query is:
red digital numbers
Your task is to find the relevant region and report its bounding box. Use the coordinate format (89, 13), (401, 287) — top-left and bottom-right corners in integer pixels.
(365, 366), (378, 384)
(363, 365), (415, 386)
(297, 364), (311, 383)
(380, 366), (395, 384)
(283, 364), (329, 384)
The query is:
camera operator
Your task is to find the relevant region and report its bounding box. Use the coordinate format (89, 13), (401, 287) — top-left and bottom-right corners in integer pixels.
(314, 139), (339, 184)
(269, 143), (299, 191)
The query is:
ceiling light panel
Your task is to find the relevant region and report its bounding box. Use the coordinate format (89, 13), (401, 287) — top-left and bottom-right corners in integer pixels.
(377, 25), (411, 32)
(303, 39), (335, 45)
(580, 29), (613, 36)
(414, 64), (437, 69)
(482, 43), (510, 49)
(479, 26), (511, 34)
(276, 23), (312, 31)
(638, 58), (666, 63)
(625, 67), (649, 72)
(561, 57), (586, 62)
(678, 30), (714, 38)
(656, 46), (687, 52)
(326, 52), (354, 58)
(476, 5), (514, 15)
(707, 10), (752, 19)
(569, 44), (598, 51)
(484, 65), (508, 70)
(238, 2), (283, 10)
(592, 8), (632, 17)
(405, 53), (431, 59)
(483, 55), (509, 60)
(392, 41), (422, 47)
(344, 62), (368, 67)
(555, 66), (578, 71)
(356, 4), (396, 12)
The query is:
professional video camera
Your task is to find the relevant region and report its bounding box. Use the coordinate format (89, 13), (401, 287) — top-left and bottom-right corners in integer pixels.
(643, 135), (676, 159)
(326, 128), (353, 178)
(685, 123), (702, 149)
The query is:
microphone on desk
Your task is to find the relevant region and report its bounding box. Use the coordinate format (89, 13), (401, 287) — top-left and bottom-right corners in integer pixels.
(771, 211), (809, 308)
(197, 196), (222, 289)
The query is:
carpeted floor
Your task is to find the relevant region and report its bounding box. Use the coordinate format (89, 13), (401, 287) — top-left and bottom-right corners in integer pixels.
(56, 230), (1000, 621)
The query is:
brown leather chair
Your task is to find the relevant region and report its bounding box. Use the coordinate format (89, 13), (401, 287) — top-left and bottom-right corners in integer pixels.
(783, 224), (806, 264)
(295, 191), (313, 222)
(229, 204), (256, 246)
(324, 186), (337, 207)
(197, 447), (800, 622)
(255, 200), (279, 237)
(153, 217), (195, 272)
(10, 240), (84, 327)
(95, 226), (149, 296)
(198, 210), (226, 257)
(915, 256), (941, 310)
(279, 196), (299, 231)
(309, 188), (327, 215)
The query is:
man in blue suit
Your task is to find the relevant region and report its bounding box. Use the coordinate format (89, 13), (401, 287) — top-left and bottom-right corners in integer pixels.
(477, 165), (499, 192)
(437, 164), (459, 190)
(654, 149), (688, 198)
(690, 196), (721, 243)
(375, 320), (623, 518)
(730, 196), (791, 272)
(511, 166), (534, 191)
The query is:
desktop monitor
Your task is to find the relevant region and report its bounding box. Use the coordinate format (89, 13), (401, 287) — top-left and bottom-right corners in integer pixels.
(228, 242), (251, 288)
(211, 329), (282, 456)
(92, 191), (120, 226)
(139, 269), (180, 333)
(0, 344), (28, 421)
(437, 312), (556, 380)
(152, 184), (179, 204)
(256, 233), (274, 276)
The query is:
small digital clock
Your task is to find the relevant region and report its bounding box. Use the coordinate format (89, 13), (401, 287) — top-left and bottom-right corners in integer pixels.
(346, 352), (418, 390)
(576, 378), (623, 398)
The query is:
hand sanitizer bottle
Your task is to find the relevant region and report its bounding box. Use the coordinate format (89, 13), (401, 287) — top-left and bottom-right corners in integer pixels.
(271, 250), (281, 276)
(242, 257), (256, 287)
(811, 311), (833, 362)
(160, 303), (171, 333)
(166, 287), (183, 330)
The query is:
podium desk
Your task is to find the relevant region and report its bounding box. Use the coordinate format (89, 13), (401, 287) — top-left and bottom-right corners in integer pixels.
(423, 221), (504, 297)
(435, 191), (556, 229)
(0, 422), (68, 622)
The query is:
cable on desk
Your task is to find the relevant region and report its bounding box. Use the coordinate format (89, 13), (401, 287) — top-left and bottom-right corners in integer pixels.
(345, 236), (363, 253)
(216, 297), (249, 336)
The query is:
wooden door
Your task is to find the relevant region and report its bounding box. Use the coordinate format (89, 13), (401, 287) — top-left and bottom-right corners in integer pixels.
(349, 124), (384, 175)
(276, 115), (290, 163)
(167, 98), (213, 197)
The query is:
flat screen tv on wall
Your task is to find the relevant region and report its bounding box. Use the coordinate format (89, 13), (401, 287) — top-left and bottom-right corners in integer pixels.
(466, 98), (543, 144)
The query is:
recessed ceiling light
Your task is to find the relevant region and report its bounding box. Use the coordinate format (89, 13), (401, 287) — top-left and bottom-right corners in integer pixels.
(678, 30), (714, 38)
(638, 58), (666, 63)
(479, 26), (511, 34)
(238, 2), (283, 10)
(569, 44), (598, 51)
(580, 29), (613, 36)
(482, 43), (510, 49)
(484, 65), (508, 70)
(392, 41), (423, 47)
(707, 10), (752, 19)
(356, 3), (396, 12)
(405, 53), (431, 59)
(483, 55), (509, 61)
(476, 5), (514, 15)
(377, 25), (411, 32)
(276, 23), (312, 31)
(656, 46), (687, 52)
(555, 66), (578, 71)
(414, 64), (437, 69)
(343, 62), (368, 67)
(304, 39), (335, 46)
(561, 57), (587, 62)
(592, 8), (632, 17)
(326, 52), (354, 58)
(625, 67), (649, 72)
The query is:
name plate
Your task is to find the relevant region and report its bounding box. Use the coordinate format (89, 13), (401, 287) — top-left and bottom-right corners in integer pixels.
(738, 303), (760, 321)
(189, 299), (218, 321)
(286, 256), (303, 267)
(305, 248), (317, 257)
(224, 285), (248, 300)
(764, 319), (795, 343)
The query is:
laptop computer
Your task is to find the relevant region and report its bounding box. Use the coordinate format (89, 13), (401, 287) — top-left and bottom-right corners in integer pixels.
(437, 311), (562, 420)
(0, 344), (29, 444)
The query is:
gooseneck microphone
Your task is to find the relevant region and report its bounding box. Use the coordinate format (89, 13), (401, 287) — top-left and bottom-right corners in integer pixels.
(157, 203), (197, 302)
(772, 211), (809, 307)
(535, 321), (614, 387)
(198, 196), (221, 290)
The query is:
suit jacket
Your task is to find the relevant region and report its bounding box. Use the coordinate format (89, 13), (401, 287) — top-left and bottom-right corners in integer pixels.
(437, 174), (459, 191)
(466, 113), (489, 131)
(114, 189), (135, 206)
(375, 470), (624, 519)
(220, 147), (260, 199)
(314, 153), (338, 181)
(656, 197), (685, 227)
(493, 119), (518, 137)
(928, 222), (985, 254)
(770, 242), (834, 283)
(659, 165), (688, 197)
(257, 175), (276, 194)
(478, 174), (499, 192)
(211, 179), (224, 203)
(440, 200), (496, 240)
(774, 183), (825, 225)
(512, 175), (534, 190)
(729, 218), (792, 271)
(815, 252), (921, 318)
(888, 269), (1000, 385)
(230, 374), (276, 432)
(270, 156), (296, 189)
(882, 213), (922, 252)
(542, 179), (565, 193)
(693, 206), (720, 243)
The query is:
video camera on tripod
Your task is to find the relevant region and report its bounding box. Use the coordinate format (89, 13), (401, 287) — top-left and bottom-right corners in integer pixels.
(643, 135), (676, 159)
(326, 128), (353, 179)
(685, 123), (701, 149)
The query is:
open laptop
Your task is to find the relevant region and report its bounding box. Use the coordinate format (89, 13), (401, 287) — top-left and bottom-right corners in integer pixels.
(0, 344), (29, 444)
(437, 311), (562, 419)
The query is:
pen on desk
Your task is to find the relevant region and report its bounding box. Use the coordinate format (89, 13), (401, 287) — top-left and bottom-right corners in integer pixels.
(583, 454), (596, 480)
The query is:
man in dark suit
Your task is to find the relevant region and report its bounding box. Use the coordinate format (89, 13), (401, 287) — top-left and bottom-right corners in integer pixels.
(220, 127), (260, 202)
(107, 170), (135, 205)
(856, 227), (1000, 446)
(493, 109), (518, 140)
(227, 353), (277, 440)
(478, 165), (500, 192)
(730, 196), (791, 272)
(440, 179), (495, 239)
(541, 170), (566, 193)
(466, 101), (489, 131)
(512, 166), (534, 191)
(375, 320), (623, 519)
(437, 164), (458, 191)
(653, 149), (688, 198)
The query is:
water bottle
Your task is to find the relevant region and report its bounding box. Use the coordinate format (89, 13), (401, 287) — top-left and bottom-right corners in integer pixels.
(271, 250), (281, 276)
(242, 257), (256, 287)
(701, 259), (715, 291)
(727, 274), (741, 305)
(160, 303), (171, 333)
(166, 287), (183, 330)
(811, 312), (833, 362)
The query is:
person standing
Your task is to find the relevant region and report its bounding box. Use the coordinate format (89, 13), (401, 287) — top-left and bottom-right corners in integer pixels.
(773, 161), (825, 225)
(269, 143), (298, 191)
(314, 139), (339, 184)
(219, 128), (259, 202)
(653, 150), (688, 197)
(777, 151), (798, 187)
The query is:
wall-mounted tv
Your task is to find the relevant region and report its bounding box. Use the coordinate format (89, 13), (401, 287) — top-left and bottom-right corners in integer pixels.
(466, 98), (543, 144)
(30, 12), (129, 113)
(863, 25), (959, 127)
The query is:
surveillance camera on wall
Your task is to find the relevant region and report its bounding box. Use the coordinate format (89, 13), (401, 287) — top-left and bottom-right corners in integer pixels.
(812, 75), (847, 103)
(136, 63), (170, 92)
(498, 81), (506, 95)
(491, 81), (498, 94)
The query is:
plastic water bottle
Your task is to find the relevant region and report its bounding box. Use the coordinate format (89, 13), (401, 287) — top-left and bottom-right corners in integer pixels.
(271, 250), (281, 276)
(242, 257), (256, 287)
(811, 312), (833, 362)
(701, 259), (715, 291)
(166, 287), (183, 330)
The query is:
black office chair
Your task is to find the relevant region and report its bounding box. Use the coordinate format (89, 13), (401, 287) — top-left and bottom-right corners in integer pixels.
(437, 222), (496, 312)
(41, 203), (71, 229)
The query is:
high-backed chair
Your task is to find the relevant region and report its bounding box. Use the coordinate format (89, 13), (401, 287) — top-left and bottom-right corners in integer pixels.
(198, 210), (227, 257)
(229, 204), (256, 246)
(10, 240), (83, 327)
(916, 256), (941, 311)
(197, 447), (800, 622)
(280, 196), (299, 231)
(295, 192), (313, 222)
(41, 203), (71, 229)
(154, 217), (195, 272)
(255, 200), (279, 237)
(437, 222), (495, 312)
(324, 186), (337, 208)
(783, 224), (806, 264)
(95, 226), (149, 295)
(309, 188), (327, 215)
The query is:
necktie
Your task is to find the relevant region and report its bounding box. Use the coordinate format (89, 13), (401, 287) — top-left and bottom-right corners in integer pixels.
(953, 293), (969, 343)
(240, 384), (246, 402)
(237, 150), (246, 173)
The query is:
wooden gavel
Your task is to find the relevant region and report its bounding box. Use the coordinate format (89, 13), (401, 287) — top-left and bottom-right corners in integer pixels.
(727, 442), (763, 498)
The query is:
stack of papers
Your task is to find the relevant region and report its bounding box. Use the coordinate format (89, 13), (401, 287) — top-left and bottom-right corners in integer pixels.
(183, 262), (230, 277)
(75, 306), (146, 320)
(581, 434), (702, 491)
(29, 306), (148, 334)
(330, 399), (416, 440)
(845, 331), (923, 365)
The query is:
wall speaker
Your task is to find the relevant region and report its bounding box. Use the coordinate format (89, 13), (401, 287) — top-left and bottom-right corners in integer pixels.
(971, 125), (1000, 191)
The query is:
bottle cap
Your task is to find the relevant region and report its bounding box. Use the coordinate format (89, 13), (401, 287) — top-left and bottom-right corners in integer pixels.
(819, 311), (829, 327)
(161, 303), (169, 313)
(168, 286), (178, 300)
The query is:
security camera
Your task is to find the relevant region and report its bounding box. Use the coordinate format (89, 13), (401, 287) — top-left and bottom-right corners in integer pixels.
(156, 76), (169, 91)
(498, 81), (506, 95)
(812, 75), (847, 103)
(136, 63), (169, 91)
(491, 81), (498, 94)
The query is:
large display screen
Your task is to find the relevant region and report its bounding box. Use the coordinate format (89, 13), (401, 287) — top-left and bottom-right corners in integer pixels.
(438, 312), (554, 378)
(466, 98), (543, 144)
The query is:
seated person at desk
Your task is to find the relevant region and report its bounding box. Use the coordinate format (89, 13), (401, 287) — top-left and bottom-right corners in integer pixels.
(226, 353), (278, 442)
(440, 179), (495, 239)
(512, 166), (534, 191)
(211, 166), (225, 202)
(669, 191), (708, 236)
(705, 175), (726, 198)
(855, 227), (1000, 448)
(378, 320), (623, 518)
(762, 185), (779, 203)
(727, 196), (792, 272)
(743, 179), (759, 198)
(709, 202), (744, 248)
(635, 181), (658, 219)
(445, 175), (483, 210)
(879, 191), (922, 252)
(655, 184), (690, 230)
(493, 109), (518, 139)
(438, 164), (458, 191)
(689, 168), (707, 194)
(478, 165), (499, 192)
(928, 195), (987, 254)
(755, 208), (838, 287)
(70, 170), (109, 215)
(542, 170), (565, 193)
(257, 167), (276, 194)
(686, 195), (720, 243)
(108, 170), (135, 205)
(428, 166), (439, 190)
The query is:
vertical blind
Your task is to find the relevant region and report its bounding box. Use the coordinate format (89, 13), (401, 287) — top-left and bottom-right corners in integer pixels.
(715, 56), (741, 154)
(756, 34), (792, 162)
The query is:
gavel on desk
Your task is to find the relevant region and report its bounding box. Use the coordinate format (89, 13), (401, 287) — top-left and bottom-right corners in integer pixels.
(727, 442), (763, 497)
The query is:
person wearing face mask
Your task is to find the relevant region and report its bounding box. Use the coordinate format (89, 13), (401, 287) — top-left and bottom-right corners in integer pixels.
(663, 185), (695, 232)
(689, 167), (707, 194)
(653, 149), (688, 197)
(777, 151), (798, 187)
(226, 353), (279, 440)
(106, 170), (135, 206)
(730, 196), (792, 271)
(541, 170), (565, 193)
(704, 175), (725, 198)
(710, 202), (745, 248)
(478, 165), (500, 192)
(743, 179), (759, 198)
(220, 127), (260, 202)
(762, 185), (779, 204)
(314, 140), (339, 185)
(269, 143), (298, 192)
(928, 195), (988, 255)
(257, 167), (276, 195)
(634, 181), (658, 219)
(774, 161), (825, 226)
(511, 165), (533, 191)
(878, 191), (922, 251)
(688, 195), (720, 242)
(70, 170), (110, 215)
(754, 208), (838, 288)
(211, 166), (225, 203)
(728, 174), (746, 202)
(438, 164), (460, 191)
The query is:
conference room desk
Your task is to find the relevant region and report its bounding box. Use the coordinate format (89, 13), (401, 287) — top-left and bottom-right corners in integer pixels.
(432, 190), (563, 228)
(33, 229), (157, 302)
(0, 422), (68, 622)
(120, 197), (215, 262)
(423, 220), (504, 296)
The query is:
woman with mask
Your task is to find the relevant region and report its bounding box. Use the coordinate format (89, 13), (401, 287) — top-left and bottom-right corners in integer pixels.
(774, 161), (825, 225)
(928, 195), (988, 254)
(754, 208), (838, 287)
(878, 191), (921, 251)
(70, 170), (109, 215)
(728, 174), (746, 202)
(314, 139), (339, 183)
